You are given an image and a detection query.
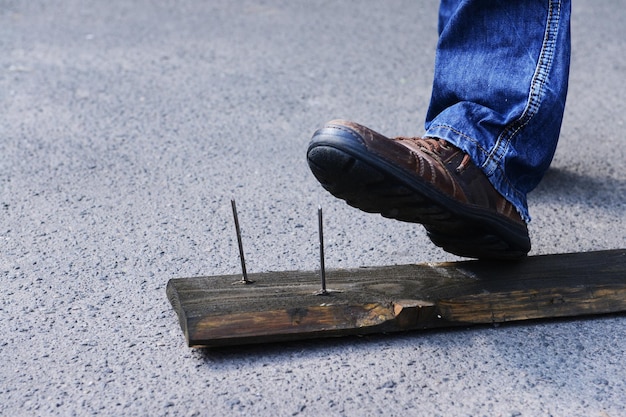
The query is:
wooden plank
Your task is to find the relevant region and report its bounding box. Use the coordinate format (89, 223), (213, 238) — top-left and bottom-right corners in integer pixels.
(166, 249), (626, 348)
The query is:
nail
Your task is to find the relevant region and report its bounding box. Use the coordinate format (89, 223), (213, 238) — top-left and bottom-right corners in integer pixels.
(231, 199), (252, 284)
(317, 205), (328, 295)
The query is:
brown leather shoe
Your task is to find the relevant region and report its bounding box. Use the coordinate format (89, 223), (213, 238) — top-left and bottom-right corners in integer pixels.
(306, 120), (530, 260)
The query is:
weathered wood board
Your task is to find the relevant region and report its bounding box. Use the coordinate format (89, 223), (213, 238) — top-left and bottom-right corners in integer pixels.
(167, 249), (626, 348)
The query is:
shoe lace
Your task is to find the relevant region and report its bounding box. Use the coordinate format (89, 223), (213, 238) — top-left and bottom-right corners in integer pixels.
(395, 137), (472, 173)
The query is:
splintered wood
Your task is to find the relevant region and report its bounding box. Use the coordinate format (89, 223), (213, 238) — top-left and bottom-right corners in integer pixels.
(167, 249), (626, 348)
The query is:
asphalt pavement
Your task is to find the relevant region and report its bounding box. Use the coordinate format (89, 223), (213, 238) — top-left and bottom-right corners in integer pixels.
(1, 1), (625, 416)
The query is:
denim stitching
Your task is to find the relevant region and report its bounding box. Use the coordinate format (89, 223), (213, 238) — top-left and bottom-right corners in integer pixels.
(482, 0), (562, 176)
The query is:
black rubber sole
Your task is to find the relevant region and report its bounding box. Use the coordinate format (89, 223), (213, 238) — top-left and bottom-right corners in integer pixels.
(307, 129), (530, 260)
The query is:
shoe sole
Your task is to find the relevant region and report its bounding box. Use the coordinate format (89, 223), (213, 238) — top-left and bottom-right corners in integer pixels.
(307, 126), (530, 260)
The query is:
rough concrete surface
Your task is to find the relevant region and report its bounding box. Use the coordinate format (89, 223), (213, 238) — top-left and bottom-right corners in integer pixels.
(1, 0), (625, 416)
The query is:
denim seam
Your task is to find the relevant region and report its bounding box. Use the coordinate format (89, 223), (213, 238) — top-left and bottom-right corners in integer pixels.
(482, 0), (562, 177)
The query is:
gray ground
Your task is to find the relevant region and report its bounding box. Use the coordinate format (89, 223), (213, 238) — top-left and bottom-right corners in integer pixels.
(2, 1), (625, 416)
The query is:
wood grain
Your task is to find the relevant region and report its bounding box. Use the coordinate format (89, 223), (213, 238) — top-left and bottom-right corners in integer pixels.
(167, 249), (626, 347)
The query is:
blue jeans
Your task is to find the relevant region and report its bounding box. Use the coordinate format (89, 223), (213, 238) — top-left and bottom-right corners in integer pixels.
(425, 0), (571, 222)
